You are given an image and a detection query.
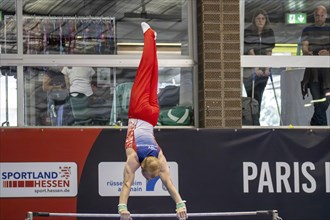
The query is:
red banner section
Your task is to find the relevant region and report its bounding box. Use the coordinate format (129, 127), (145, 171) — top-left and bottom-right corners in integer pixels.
(0, 128), (101, 220)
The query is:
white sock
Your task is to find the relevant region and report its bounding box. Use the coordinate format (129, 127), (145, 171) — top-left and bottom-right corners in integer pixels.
(141, 22), (157, 40)
(141, 22), (150, 33)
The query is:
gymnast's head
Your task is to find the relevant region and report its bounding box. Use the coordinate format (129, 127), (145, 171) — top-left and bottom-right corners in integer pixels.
(141, 156), (160, 180)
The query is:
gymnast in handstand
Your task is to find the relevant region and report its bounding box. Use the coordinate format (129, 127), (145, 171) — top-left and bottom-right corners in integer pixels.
(118, 22), (187, 220)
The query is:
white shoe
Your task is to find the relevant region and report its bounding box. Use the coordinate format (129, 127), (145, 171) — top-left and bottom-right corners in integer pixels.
(141, 22), (150, 33)
(141, 22), (157, 40)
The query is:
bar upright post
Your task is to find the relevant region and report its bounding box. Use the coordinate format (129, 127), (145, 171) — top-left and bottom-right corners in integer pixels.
(25, 212), (33, 220)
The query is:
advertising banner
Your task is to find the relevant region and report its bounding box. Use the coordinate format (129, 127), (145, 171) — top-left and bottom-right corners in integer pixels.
(0, 162), (77, 197)
(0, 128), (329, 220)
(98, 162), (178, 196)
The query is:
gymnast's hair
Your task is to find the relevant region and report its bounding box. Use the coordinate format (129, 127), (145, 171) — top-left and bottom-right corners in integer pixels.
(141, 156), (160, 178)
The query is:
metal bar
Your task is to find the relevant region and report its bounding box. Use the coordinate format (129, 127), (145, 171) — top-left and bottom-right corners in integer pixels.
(0, 55), (195, 67)
(241, 55), (330, 68)
(269, 72), (283, 125)
(17, 65), (24, 126)
(29, 210), (278, 218)
(1, 69), (9, 126)
(17, 0), (24, 55)
(13, 15), (115, 21)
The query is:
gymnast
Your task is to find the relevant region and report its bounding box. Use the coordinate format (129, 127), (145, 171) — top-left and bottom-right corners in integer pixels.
(118, 22), (188, 220)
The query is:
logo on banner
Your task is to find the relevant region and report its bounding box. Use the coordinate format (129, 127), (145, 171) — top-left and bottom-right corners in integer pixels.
(243, 161), (330, 193)
(0, 162), (78, 197)
(98, 162), (178, 196)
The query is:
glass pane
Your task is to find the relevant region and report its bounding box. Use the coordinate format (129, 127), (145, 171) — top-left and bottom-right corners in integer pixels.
(0, 2), (17, 54)
(111, 67), (194, 126)
(243, 0), (330, 56)
(281, 68), (330, 126)
(242, 66), (330, 126)
(242, 67), (283, 126)
(21, 0), (189, 55)
(242, 1), (330, 127)
(24, 66), (111, 126)
(24, 66), (194, 126)
(22, 17), (116, 55)
(0, 67), (17, 126)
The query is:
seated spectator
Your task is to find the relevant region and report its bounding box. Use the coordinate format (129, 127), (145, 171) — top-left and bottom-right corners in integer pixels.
(243, 9), (275, 125)
(42, 67), (70, 126)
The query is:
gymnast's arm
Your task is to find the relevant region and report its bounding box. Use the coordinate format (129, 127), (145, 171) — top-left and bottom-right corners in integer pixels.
(118, 149), (140, 215)
(159, 151), (187, 219)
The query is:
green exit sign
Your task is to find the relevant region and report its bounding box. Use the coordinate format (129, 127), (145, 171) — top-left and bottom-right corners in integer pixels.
(286, 13), (307, 24)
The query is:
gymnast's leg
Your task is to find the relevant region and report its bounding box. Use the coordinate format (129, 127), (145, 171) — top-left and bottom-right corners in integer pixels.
(128, 22), (159, 126)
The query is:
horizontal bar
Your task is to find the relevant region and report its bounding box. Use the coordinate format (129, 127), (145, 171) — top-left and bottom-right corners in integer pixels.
(32, 210), (277, 218)
(0, 54), (195, 67)
(5, 15), (115, 21)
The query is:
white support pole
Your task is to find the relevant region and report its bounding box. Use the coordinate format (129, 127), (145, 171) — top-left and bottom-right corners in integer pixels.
(25, 212), (33, 220)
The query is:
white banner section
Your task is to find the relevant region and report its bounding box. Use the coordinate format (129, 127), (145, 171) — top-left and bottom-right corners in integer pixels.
(0, 162), (77, 198)
(98, 162), (179, 197)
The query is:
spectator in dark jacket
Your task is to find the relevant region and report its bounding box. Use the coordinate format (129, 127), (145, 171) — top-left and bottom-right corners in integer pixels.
(243, 9), (275, 125)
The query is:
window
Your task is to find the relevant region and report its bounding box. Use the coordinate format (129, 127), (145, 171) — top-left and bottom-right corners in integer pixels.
(0, 67), (17, 126)
(22, 66), (193, 126)
(0, 1), (17, 54)
(241, 0), (330, 126)
(0, 0), (197, 127)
